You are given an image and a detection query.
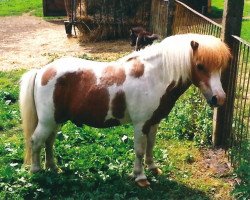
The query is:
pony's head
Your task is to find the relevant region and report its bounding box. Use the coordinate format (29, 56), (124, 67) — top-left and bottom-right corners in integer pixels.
(190, 36), (231, 107)
(130, 27), (159, 51)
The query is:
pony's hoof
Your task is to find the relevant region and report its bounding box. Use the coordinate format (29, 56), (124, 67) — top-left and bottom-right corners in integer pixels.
(150, 167), (162, 175)
(136, 179), (150, 187)
(45, 164), (60, 172)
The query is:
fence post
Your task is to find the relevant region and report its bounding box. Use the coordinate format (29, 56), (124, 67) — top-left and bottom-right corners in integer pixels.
(212, 0), (244, 147)
(166, 0), (175, 36)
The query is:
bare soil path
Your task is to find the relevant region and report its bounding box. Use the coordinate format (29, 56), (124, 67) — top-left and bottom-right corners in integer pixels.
(0, 14), (131, 71)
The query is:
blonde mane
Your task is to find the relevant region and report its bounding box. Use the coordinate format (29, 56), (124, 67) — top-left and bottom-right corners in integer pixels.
(130, 34), (231, 84)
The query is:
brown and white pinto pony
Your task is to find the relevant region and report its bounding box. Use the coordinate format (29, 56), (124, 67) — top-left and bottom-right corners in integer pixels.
(20, 34), (230, 187)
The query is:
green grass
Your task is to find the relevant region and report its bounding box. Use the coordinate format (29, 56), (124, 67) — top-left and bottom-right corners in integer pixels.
(244, 0), (250, 17)
(242, 19), (250, 42)
(0, 68), (233, 199)
(0, 70), (24, 131)
(0, 0), (42, 17)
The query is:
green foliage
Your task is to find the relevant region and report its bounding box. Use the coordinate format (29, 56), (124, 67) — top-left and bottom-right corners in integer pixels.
(241, 19), (250, 42)
(243, 0), (250, 17)
(207, 0), (224, 18)
(0, 0), (42, 16)
(160, 87), (213, 146)
(0, 70), (24, 131)
(231, 142), (250, 200)
(0, 121), (211, 199)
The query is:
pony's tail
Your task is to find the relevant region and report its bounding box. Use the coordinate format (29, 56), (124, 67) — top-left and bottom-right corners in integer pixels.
(19, 69), (38, 166)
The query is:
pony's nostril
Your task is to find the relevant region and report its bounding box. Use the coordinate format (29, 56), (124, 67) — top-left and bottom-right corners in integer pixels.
(211, 95), (218, 106)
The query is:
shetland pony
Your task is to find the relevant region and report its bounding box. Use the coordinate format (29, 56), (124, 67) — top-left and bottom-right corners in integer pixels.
(19, 34), (231, 187)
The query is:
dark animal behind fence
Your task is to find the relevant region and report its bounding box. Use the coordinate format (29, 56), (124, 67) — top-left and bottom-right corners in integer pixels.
(130, 27), (159, 51)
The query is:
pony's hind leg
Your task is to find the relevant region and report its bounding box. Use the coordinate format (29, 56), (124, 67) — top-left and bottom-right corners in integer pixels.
(45, 130), (58, 171)
(145, 124), (162, 175)
(31, 122), (56, 173)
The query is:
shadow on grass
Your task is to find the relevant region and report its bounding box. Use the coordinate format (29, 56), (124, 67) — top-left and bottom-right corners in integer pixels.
(21, 169), (210, 200)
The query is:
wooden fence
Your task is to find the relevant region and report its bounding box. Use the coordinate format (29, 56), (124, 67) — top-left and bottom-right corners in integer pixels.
(172, 0), (221, 37)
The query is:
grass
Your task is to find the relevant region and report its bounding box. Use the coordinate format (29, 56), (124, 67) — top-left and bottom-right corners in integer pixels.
(0, 0), (42, 17)
(0, 70), (24, 131)
(0, 61), (233, 199)
(241, 19), (250, 41)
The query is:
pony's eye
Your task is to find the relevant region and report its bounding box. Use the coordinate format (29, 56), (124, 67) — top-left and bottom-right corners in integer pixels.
(197, 64), (205, 71)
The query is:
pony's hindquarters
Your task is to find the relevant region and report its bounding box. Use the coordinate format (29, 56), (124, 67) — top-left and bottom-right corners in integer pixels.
(19, 69), (38, 166)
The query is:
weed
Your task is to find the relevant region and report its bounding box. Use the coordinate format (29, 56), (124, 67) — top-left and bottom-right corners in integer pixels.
(160, 87), (213, 146)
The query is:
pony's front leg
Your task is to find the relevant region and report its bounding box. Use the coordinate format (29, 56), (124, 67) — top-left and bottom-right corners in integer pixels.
(145, 124), (162, 175)
(133, 124), (149, 187)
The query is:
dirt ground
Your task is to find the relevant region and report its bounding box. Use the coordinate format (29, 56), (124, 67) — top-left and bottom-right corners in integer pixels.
(0, 14), (132, 71)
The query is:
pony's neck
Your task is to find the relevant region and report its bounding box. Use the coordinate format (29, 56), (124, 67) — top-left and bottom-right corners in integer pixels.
(139, 42), (192, 86)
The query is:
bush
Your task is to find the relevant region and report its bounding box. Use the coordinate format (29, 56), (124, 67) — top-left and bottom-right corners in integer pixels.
(161, 86), (213, 146)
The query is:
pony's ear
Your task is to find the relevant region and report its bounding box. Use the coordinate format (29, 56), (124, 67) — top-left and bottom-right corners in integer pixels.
(191, 41), (199, 51)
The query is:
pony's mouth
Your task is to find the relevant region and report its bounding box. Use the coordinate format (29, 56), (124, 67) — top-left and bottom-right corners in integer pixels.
(207, 95), (220, 107)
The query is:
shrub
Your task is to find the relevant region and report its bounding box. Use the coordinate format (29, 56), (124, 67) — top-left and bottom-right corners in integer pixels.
(161, 86), (213, 146)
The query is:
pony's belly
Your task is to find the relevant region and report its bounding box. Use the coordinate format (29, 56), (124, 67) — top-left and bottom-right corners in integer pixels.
(72, 117), (130, 128)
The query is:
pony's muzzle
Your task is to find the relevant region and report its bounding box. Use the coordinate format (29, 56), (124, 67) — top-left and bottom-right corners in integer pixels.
(208, 94), (226, 107)
(209, 95), (218, 107)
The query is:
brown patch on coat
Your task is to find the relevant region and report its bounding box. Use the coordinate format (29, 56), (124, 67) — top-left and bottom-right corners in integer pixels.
(41, 66), (57, 86)
(100, 65), (126, 86)
(112, 90), (126, 119)
(142, 80), (191, 134)
(129, 57), (144, 78)
(53, 69), (110, 128)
